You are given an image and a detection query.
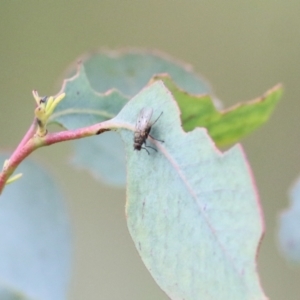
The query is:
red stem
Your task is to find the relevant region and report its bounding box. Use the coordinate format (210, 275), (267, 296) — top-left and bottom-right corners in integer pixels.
(0, 119), (116, 195)
(14, 118), (37, 153)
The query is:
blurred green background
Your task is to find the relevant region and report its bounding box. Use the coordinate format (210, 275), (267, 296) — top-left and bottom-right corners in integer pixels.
(0, 1), (299, 299)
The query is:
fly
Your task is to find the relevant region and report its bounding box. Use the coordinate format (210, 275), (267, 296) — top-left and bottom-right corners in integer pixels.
(134, 107), (163, 154)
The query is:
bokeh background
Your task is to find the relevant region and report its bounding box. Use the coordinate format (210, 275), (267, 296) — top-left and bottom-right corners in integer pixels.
(0, 1), (299, 299)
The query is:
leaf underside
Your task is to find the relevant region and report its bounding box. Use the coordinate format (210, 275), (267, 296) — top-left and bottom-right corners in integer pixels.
(113, 81), (266, 300)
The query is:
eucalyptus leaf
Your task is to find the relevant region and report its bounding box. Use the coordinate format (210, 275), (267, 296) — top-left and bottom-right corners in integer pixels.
(278, 177), (300, 263)
(49, 63), (127, 129)
(51, 50), (214, 129)
(49, 63), (128, 187)
(0, 156), (72, 300)
(113, 81), (266, 300)
(81, 49), (213, 97)
(70, 132), (126, 187)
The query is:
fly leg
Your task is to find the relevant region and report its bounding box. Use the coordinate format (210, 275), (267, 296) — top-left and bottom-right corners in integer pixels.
(149, 134), (164, 143)
(151, 111), (163, 126)
(141, 147), (150, 155)
(149, 111), (164, 142)
(143, 140), (158, 154)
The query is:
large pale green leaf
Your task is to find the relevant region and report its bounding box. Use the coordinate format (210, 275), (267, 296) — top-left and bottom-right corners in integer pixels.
(0, 155), (72, 300)
(112, 81), (266, 300)
(278, 177), (300, 263)
(154, 75), (282, 147)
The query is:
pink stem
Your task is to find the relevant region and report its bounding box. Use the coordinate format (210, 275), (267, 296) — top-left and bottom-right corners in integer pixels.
(0, 120), (114, 195)
(14, 118), (37, 154)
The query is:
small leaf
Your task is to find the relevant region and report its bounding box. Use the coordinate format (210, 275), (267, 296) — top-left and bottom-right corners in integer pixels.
(278, 177), (300, 263)
(49, 63), (128, 187)
(50, 63), (127, 130)
(0, 155), (72, 300)
(155, 75), (282, 147)
(6, 173), (22, 185)
(114, 81), (266, 300)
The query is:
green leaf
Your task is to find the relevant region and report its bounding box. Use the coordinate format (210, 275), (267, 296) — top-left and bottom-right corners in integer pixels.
(113, 81), (266, 299)
(278, 177), (300, 263)
(156, 75), (282, 147)
(0, 155), (72, 300)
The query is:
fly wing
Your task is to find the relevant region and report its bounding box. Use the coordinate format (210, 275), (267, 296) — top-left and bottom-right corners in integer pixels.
(135, 107), (153, 132)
